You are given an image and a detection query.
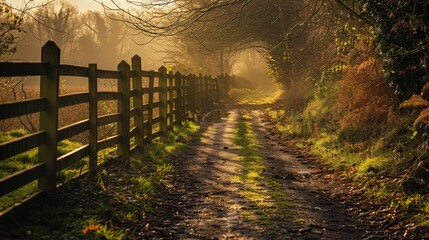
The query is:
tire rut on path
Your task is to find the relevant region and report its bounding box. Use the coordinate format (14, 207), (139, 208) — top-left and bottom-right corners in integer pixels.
(147, 108), (374, 239)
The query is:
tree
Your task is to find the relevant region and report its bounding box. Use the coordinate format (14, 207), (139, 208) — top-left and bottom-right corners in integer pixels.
(107, 0), (350, 77)
(33, 0), (79, 61)
(0, 0), (24, 59)
(77, 11), (137, 68)
(157, 0), (286, 75)
(12, 0), (80, 62)
(365, 0), (429, 100)
(129, 0), (310, 80)
(104, 0), (380, 95)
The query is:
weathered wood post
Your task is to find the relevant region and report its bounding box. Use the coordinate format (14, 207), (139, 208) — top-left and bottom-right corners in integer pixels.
(203, 75), (209, 110)
(199, 74), (203, 110)
(196, 74), (200, 112)
(217, 75), (221, 101)
(182, 74), (186, 118)
(168, 71), (174, 130)
(88, 63), (98, 173)
(158, 66), (168, 141)
(118, 61), (131, 162)
(214, 78), (217, 102)
(209, 76), (214, 106)
(225, 74), (230, 96)
(198, 73), (203, 111)
(193, 74), (198, 112)
(132, 55), (144, 151)
(175, 71), (183, 123)
(220, 73), (225, 99)
(207, 75), (213, 106)
(147, 71), (155, 143)
(189, 74), (196, 114)
(193, 74), (197, 112)
(183, 75), (188, 114)
(206, 75), (211, 107)
(38, 41), (60, 194)
(215, 77), (220, 103)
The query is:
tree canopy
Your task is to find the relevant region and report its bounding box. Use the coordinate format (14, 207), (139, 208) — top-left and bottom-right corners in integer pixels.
(106, 0), (428, 100)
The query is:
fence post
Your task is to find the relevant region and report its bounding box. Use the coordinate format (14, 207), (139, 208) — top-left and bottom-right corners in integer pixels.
(198, 73), (203, 111)
(175, 71), (183, 123)
(158, 66), (168, 141)
(118, 61), (131, 162)
(209, 76), (214, 106)
(183, 74), (188, 115)
(222, 74), (226, 98)
(147, 71), (155, 143)
(212, 77), (216, 104)
(89, 63), (98, 173)
(193, 74), (198, 112)
(226, 74), (230, 95)
(189, 74), (198, 114)
(206, 76), (210, 107)
(168, 71), (174, 130)
(189, 74), (196, 114)
(215, 76), (220, 103)
(132, 55), (144, 151)
(204, 75), (209, 110)
(193, 74), (197, 112)
(38, 41), (60, 195)
(217, 75), (221, 101)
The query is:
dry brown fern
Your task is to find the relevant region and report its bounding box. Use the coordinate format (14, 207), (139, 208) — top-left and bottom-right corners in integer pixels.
(337, 55), (396, 134)
(400, 85), (429, 127)
(415, 108), (429, 126)
(422, 82), (429, 100)
(400, 94), (429, 109)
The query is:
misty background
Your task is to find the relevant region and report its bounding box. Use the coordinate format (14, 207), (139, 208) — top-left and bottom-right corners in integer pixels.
(5, 0), (276, 91)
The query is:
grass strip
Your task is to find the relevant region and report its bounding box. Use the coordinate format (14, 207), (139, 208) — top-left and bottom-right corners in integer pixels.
(233, 112), (294, 231)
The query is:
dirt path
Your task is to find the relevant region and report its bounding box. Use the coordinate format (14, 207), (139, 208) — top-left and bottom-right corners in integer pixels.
(142, 108), (383, 239)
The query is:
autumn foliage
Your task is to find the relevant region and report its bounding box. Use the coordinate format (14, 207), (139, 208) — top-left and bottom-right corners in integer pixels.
(338, 56), (396, 141)
(401, 83), (429, 127)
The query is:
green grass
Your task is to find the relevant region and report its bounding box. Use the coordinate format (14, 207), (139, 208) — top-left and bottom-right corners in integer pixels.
(357, 156), (391, 174)
(265, 102), (429, 228)
(229, 88), (282, 105)
(0, 129), (85, 211)
(0, 129), (39, 179)
(4, 120), (200, 239)
(232, 112), (294, 230)
(0, 122), (199, 212)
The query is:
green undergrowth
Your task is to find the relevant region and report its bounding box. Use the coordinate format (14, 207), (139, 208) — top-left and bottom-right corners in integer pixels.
(0, 129), (87, 211)
(3, 121), (200, 239)
(229, 88), (282, 105)
(232, 112), (294, 231)
(265, 99), (429, 227)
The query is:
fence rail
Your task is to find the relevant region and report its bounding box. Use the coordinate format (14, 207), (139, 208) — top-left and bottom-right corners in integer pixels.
(0, 41), (233, 221)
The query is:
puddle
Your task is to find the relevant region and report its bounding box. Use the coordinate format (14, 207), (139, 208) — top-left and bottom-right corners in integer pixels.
(291, 167), (317, 175)
(202, 110), (230, 123)
(295, 169), (316, 175)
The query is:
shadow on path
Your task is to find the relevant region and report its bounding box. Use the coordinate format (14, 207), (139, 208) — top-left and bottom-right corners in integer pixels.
(146, 108), (377, 239)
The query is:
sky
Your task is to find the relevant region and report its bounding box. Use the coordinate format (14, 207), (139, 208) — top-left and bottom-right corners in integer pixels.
(70, 0), (104, 11)
(70, 0), (136, 12)
(6, 0), (133, 12)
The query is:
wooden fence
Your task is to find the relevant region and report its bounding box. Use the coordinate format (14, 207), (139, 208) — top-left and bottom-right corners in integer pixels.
(0, 41), (232, 221)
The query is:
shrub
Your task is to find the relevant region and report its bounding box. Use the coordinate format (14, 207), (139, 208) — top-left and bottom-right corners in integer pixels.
(400, 83), (429, 129)
(337, 56), (396, 142)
